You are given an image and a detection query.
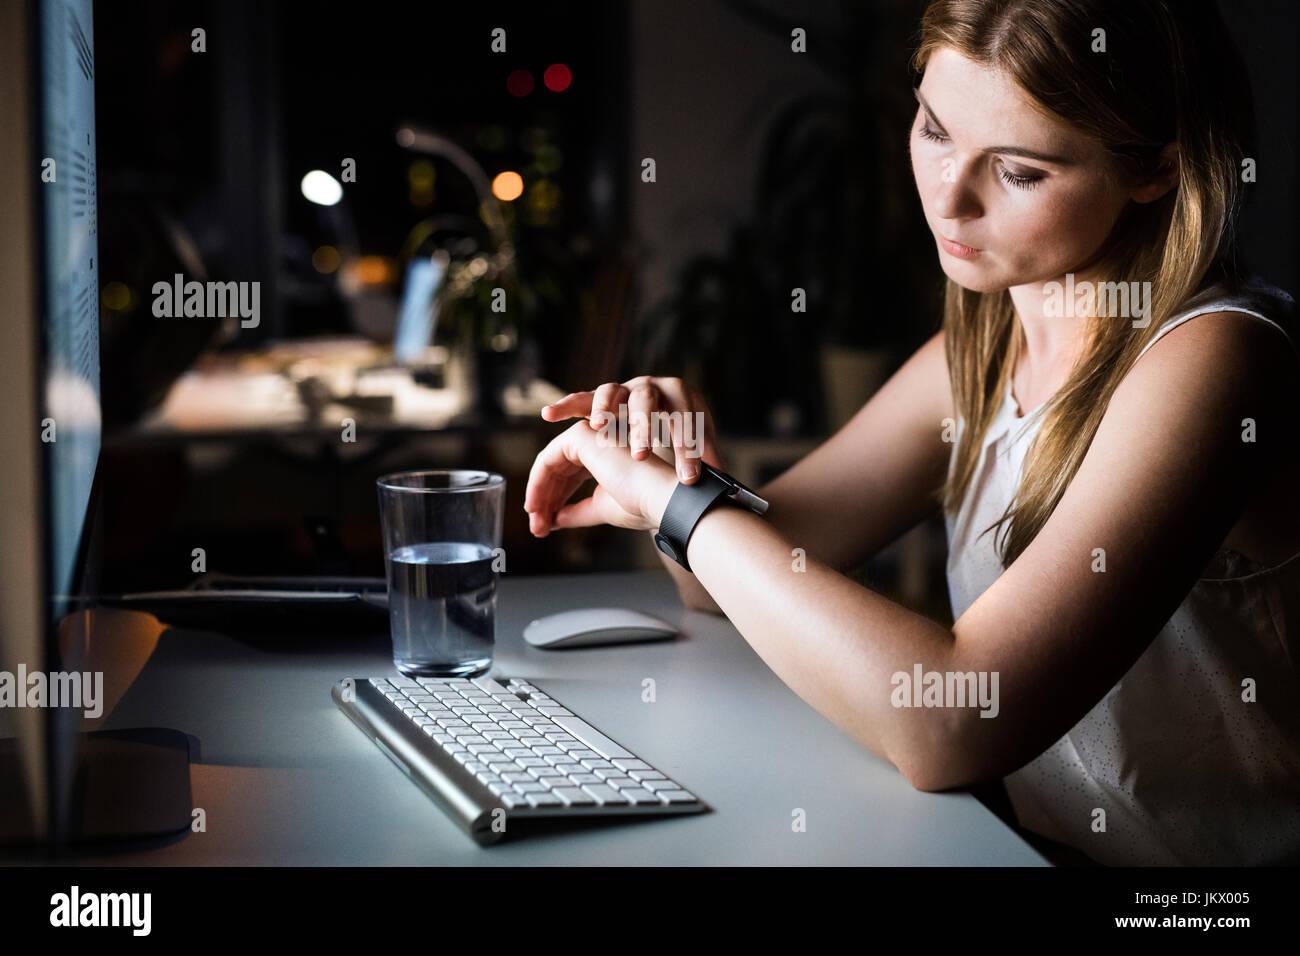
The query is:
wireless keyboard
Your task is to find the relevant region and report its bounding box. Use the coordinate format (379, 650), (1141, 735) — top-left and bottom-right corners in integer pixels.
(332, 675), (707, 845)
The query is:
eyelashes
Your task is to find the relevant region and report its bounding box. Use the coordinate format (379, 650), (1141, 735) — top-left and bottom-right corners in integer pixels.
(916, 122), (1044, 191)
(998, 167), (1042, 191)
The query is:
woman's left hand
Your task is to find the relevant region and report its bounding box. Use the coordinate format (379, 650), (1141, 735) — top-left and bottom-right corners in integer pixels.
(524, 418), (678, 537)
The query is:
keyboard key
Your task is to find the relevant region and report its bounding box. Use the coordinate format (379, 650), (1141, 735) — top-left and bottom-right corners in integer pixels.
(644, 780), (682, 792)
(538, 706), (573, 717)
(568, 773), (601, 785)
(536, 776), (570, 790)
(620, 788), (660, 805)
(658, 790), (698, 805)
(629, 770), (665, 782)
(552, 787), (597, 807)
(580, 784), (628, 806)
(552, 716), (633, 759)
(526, 792), (564, 808)
(604, 776), (636, 790)
(513, 782), (548, 794)
(611, 758), (651, 772)
(472, 677), (511, 695)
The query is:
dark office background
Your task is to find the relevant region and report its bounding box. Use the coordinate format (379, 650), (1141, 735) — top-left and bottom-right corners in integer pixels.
(92, 0), (1298, 618)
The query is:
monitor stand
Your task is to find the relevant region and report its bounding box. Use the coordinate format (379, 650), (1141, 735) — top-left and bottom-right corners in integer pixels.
(0, 727), (193, 849)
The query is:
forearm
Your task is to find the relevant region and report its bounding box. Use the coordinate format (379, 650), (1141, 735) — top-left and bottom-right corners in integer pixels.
(681, 501), (963, 787)
(651, 529), (724, 613)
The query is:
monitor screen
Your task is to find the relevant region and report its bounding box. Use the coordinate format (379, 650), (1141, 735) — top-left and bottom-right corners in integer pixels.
(40, 0), (100, 619)
(393, 252), (448, 365)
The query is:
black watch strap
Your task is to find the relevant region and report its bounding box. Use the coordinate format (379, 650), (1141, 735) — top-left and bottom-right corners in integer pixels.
(653, 468), (733, 573)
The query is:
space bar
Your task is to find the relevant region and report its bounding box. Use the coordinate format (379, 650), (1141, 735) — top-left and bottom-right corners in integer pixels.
(552, 715), (633, 759)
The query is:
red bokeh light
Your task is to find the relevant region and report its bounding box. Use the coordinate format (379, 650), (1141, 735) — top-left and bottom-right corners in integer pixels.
(507, 69), (534, 97)
(543, 63), (572, 92)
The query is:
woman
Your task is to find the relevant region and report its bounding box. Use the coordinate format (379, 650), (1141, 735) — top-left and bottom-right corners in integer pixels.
(523, 0), (1300, 866)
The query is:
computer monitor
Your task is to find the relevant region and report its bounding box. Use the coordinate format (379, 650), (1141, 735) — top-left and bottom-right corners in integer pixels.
(392, 250), (450, 365)
(0, 0), (105, 845)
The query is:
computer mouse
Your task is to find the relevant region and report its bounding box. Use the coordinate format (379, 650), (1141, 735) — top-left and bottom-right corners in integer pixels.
(523, 607), (678, 649)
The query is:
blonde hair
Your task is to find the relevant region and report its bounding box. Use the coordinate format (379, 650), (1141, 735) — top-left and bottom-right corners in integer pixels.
(913, 0), (1255, 566)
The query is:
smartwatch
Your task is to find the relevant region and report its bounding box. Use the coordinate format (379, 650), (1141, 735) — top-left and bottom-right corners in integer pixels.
(653, 463), (769, 572)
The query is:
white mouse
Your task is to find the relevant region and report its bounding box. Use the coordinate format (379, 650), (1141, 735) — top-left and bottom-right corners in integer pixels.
(523, 607), (678, 649)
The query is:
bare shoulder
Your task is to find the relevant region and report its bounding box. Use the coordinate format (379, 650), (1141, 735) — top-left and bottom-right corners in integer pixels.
(1119, 309), (1297, 448)
(902, 327), (953, 425)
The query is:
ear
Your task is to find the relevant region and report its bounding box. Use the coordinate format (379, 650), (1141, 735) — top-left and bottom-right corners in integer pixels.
(1130, 141), (1179, 204)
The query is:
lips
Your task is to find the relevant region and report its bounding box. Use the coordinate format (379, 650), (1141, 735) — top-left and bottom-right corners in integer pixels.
(939, 235), (981, 259)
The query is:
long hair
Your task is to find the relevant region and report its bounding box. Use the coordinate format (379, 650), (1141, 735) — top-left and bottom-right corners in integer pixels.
(913, 0), (1256, 567)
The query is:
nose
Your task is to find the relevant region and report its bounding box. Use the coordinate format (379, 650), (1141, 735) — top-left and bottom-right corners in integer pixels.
(931, 158), (983, 222)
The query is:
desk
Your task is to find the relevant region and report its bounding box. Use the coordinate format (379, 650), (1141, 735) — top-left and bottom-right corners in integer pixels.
(72, 571), (1047, 865)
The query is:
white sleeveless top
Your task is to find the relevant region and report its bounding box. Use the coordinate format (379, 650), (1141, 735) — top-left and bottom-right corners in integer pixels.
(944, 275), (1300, 865)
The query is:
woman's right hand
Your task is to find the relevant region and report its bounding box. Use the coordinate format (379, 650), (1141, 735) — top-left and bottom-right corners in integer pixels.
(540, 375), (726, 484)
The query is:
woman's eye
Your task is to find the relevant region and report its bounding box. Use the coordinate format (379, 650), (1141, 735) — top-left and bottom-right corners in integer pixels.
(918, 124), (948, 144)
(998, 165), (1044, 191)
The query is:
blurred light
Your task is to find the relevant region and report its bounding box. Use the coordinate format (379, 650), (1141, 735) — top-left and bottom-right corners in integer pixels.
(475, 125), (507, 151)
(355, 255), (398, 286)
(312, 245), (342, 274)
(535, 144), (563, 175)
(408, 160), (436, 188)
(101, 281), (132, 311)
(490, 331), (514, 352)
(396, 127), (415, 148)
(525, 178), (561, 219)
(301, 169), (343, 206)
(408, 159), (436, 208)
(506, 69), (534, 97)
(492, 170), (524, 201)
(543, 63), (571, 92)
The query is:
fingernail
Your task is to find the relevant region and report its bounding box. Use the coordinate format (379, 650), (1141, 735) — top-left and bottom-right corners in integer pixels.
(681, 464), (698, 480)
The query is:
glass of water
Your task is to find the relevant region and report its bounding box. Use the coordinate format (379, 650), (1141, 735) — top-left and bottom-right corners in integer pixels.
(376, 470), (505, 677)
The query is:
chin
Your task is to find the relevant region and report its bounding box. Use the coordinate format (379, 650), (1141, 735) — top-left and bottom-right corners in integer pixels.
(939, 258), (1008, 294)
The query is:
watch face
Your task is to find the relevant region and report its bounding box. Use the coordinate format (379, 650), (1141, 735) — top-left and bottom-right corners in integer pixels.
(702, 463), (768, 514)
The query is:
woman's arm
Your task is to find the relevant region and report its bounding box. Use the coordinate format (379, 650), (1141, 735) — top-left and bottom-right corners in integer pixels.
(644, 312), (1282, 789)
(659, 330), (954, 614)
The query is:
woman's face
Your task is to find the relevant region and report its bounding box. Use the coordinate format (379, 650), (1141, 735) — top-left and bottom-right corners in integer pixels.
(909, 47), (1134, 293)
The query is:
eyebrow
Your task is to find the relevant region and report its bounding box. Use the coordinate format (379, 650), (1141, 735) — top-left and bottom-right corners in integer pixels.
(913, 88), (1075, 166)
